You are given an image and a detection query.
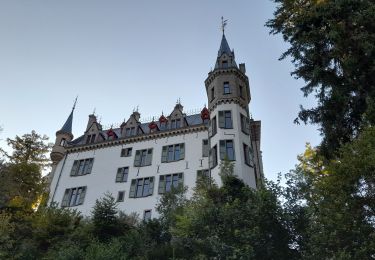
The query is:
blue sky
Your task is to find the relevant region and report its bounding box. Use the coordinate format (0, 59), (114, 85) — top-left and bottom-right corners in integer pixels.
(0, 1), (321, 181)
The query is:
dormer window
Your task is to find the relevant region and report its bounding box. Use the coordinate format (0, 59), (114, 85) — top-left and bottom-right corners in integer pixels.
(171, 118), (181, 129)
(125, 127), (136, 137)
(222, 60), (228, 68)
(223, 82), (231, 94)
(86, 134), (96, 144)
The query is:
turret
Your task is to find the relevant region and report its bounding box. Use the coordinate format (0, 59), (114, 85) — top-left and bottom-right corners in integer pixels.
(50, 100), (76, 165)
(205, 29), (260, 189)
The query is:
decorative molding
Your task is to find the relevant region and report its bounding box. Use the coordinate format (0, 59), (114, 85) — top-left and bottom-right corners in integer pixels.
(66, 124), (208, 153)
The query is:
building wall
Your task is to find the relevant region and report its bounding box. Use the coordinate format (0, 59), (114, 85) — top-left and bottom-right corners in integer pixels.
(49, 130), (209, 218)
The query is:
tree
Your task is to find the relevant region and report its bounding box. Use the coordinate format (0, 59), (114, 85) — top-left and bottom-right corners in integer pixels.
(0, 130), (52, 168)
(267, 0), (375, 158)
(91, 193), (120, 241)
(0, 130), (51, 210)
(171, 160), (296, 259)
(284, 128), (375, 258)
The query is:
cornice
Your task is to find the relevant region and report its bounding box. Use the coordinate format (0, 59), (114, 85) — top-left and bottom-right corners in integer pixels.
(66, 124), (208, 153)
(209, 97), (248, 112)
(205, 68), (249, 87)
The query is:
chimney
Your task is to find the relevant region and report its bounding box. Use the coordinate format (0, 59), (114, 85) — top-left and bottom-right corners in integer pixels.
(239, 63), (246, 74)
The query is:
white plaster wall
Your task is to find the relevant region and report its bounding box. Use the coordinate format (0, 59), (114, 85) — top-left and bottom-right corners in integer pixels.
(209, 103), (257, 189)
(49, 130), (209, 218)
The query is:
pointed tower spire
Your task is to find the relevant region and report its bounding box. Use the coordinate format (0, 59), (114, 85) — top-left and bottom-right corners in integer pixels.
(58, 96), (77, 136)
(215, 18), (237, 69)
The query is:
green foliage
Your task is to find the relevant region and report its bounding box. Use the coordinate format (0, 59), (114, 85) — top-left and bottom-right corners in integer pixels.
(170, 160), (296, 259)
(284, 128), (375, 258)
(267, 0), (375, 157)
(91, 193), (121, 241)
(0, 130), (52, 168)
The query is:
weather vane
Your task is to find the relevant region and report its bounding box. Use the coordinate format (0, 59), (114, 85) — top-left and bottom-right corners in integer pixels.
(221, 16), (228, 34)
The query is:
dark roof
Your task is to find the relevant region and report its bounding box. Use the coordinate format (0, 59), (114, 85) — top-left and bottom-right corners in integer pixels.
(59, 110), (73, 134)
(218, 34), (232, 57)
(68, 113), (206, 146)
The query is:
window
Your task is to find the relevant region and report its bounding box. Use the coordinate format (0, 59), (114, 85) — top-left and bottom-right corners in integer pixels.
(171, 118), (181, 129)
(220, 140), (235, 161)
(223, 82), (230, 94)
(240, 113), (250, 135)
(117, 191), (125, 202)
(211, 87), (215, 101)
(60, 138), (66, 146)
(61, 186), (87, 207)
(209, 145), (218, 169)
(160, 122), (167, 130)
(209, 116), (217, 137)
(219, 111), (233, 129)
(158, 173), (183, 194)
(143, 210), (152, 221)
(70, 158), (94, 176)
(121, 147), (132, 157)
(239, 85), (244, 99)
(197, 169), (210, 185)
(161, 143), (185, 162)
(134, 148), (153, 167)
(115, 167), (129, 182)
(222, 60), (228, 68)
(129, 177), (154, 198)
(86, 134), (96, 144)
(125, 127), (136, 137)
(243, 143), (254, 166)
(202, 139), (209, 157)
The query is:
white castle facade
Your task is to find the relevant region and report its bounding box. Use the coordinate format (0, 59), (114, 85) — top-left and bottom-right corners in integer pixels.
(48, 33), (264, 220)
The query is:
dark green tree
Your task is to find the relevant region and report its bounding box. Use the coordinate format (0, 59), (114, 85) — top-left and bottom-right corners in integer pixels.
(267, 0), (375, 157)
(91, 193), (120, 241)
(172, 160), (296, 259)
(0, 130), (52, 168)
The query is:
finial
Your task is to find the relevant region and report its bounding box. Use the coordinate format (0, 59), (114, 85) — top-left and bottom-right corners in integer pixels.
(93, 107), (96, 115)
(136, 105), (139, 112)
(221, 16), (228, 35)
(72, 96), (78, 111)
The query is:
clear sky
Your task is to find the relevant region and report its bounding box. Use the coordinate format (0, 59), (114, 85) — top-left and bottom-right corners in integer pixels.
(0, 0), (321, 181)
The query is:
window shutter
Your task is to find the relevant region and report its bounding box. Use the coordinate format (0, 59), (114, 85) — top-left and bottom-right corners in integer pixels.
(121, 149), (126, 157)
(178, 172), (184, 186)
(78, 187), (86, 205)
(145, 149), (153, 166)
(129, 180), (136, 198)
(180, 143), (185, 160)
(218, 111), (225, 128)
(246, 117), (250, 134)
(86, 158), (94, 174)
(70, 161), (79, 176)
(61, 189), (71, 207)
(208, 124), (212, 137)
(134, 150), (141, 167)
(158, 175), (165, 194)
(220, 140), (226, 160)
(148, 177), (154, 196)
(161, 146), (168, 163)
(116, 168), (123, 182)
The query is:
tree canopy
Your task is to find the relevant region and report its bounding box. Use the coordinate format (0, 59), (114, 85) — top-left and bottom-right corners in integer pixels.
(267, 0), (375, 157)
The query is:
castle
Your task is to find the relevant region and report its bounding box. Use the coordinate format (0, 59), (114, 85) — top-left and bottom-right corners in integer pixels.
(48, 32), (264, 220)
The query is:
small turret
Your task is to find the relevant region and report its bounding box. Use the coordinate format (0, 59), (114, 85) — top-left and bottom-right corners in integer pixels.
(50, 99), (76, 164)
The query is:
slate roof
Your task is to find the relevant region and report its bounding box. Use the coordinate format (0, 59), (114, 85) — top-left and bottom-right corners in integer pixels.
(68, 113), (206, 146)
(59, 110), (73, 134)
(218, 34), (232, 57)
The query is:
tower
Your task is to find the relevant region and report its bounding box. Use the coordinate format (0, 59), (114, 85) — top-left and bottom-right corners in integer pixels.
(49, 100), (76, 183)
(205, 32), (261, 188)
